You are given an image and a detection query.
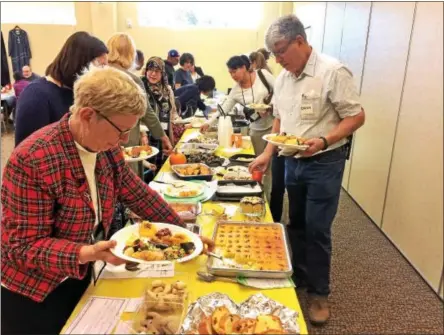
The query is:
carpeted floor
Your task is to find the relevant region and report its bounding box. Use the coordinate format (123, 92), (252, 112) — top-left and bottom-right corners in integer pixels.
(1, 130), (443, 334)
(296, 190), (444, 334)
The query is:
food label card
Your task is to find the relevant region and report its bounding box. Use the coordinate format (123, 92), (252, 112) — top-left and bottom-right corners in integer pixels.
(136, 262), (175, 277)
(63, 296), (127, 334)
(96, 261), (175, 280)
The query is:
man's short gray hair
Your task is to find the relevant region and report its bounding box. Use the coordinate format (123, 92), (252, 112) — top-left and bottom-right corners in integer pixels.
(265, 14), (307, 50)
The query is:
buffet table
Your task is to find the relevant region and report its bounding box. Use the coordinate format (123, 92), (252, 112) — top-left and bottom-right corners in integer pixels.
(62, 129), (308, 334)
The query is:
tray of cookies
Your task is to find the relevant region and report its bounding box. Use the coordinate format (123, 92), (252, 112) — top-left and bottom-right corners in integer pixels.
(206, 221), (293, 279)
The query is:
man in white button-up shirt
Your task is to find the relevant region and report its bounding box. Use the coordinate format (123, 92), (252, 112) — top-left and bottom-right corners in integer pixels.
(250, 15), (365, 325)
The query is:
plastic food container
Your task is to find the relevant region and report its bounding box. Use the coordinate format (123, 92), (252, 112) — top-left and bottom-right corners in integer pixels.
(130, 279), (190, 335)
(166, 202), (202, 223)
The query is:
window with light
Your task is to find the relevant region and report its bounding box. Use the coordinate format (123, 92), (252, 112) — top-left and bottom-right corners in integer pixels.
(1, 2), (76, 25)
(138, 2), (262, 29)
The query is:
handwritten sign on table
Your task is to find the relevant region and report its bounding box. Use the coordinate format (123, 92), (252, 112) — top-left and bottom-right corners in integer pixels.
(63, 296), (127, 334)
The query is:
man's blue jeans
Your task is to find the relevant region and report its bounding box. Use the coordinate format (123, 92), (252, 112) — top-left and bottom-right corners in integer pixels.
(285, 146), (346, 296)
(270, 154), (286, 222)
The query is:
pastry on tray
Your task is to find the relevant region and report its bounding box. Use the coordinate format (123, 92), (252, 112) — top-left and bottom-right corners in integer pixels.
(196, 308), (287, 335)
(240, 196), (264, 215)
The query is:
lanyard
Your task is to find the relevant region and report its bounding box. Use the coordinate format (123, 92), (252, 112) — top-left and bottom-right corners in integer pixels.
(240, 73), (255, 106)
(91, 181), (103, 243)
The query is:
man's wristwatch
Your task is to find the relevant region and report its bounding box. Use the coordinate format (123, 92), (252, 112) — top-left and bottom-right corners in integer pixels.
(319, 136), (329, 150)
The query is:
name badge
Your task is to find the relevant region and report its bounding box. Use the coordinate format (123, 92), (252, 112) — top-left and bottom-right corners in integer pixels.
(300, 103), (314, 117)
(161, 122), (168, 130)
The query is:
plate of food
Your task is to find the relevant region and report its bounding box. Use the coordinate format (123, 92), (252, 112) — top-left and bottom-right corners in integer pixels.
(172, 117), (193, 125)
(229, 154), (256, 165)
(247, 103), (270, 110)
(164, 181), (205, 198)
(123, 145), (159, 162)
(177, 142), (216, 155)
(110, 221), (203, 264)
(187, 134), (219, 146)
(263, 133), (309, 150)
(172, 163), (213, 181)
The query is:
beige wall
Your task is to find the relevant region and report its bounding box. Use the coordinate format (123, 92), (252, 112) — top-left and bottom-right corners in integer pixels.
(294, 1), (444, 295)
(440, 273), (443, 299)
(381, 1), (443, 291)
(1, 2), (292, 91)
(1, 23), (77, 77)
(349, 2), (416, 225)
(116, 2), (291, 91)
(1, 2), (94, 78)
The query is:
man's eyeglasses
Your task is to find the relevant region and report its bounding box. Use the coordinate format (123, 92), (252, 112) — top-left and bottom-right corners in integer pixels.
(95, 110), (133, 138)
(271, 39), (295, 58)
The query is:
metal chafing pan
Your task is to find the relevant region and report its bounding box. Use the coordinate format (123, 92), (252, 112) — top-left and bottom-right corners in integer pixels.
(206, 221), (293, 279)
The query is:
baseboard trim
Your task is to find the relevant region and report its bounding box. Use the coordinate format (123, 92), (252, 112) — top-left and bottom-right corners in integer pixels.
(341, 186), (443, 301)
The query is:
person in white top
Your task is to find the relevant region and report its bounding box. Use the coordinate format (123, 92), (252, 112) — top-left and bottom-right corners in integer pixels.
(201, 55), (275, 156)
(190, 64), (201, 83)
(250, 15), (365, 325)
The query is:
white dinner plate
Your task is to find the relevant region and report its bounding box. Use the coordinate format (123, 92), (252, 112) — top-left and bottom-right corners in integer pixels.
(172, 117), (193, 125)
(164, 181), (205, 198)
(123, 146), (159, 162)
(110, 222), (203, 264)
(262, 133), (309, 151)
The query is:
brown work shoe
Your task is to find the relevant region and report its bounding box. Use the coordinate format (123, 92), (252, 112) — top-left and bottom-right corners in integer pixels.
(308, 295), (330, 326)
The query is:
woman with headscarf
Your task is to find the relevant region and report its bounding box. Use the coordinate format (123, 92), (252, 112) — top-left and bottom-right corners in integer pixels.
(142, 57), (182, 170)
(106, 33), (173, 179)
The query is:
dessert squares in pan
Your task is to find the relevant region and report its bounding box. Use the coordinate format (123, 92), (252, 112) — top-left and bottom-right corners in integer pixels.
(213, 223), (290, 272)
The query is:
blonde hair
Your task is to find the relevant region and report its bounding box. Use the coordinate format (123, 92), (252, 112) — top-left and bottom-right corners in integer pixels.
(106, 33), (136, 70)
(72, 65), (147, 118)
(249, 52), (269, 72)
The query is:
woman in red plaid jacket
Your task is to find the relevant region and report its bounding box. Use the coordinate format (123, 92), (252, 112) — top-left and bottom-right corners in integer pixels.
(1, 65), (213, 334)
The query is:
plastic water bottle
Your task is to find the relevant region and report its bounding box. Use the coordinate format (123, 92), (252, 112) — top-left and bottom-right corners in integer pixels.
(218, 116), (233, 148)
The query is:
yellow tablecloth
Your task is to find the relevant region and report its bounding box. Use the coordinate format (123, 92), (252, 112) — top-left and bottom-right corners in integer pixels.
(62, 129), (308, 334)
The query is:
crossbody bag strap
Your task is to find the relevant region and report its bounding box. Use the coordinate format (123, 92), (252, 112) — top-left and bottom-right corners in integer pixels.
(257, 69), (272, 95)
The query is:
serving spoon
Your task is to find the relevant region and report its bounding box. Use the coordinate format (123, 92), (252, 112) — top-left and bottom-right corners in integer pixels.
(197, 271), (237, 284)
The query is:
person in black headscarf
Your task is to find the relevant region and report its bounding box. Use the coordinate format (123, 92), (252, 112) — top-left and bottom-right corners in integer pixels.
(141, 57), (181, 171)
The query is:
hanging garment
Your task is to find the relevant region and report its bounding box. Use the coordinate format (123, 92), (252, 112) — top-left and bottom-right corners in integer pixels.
(8, 27), (31, 73)
(1, 31), (11, 86)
